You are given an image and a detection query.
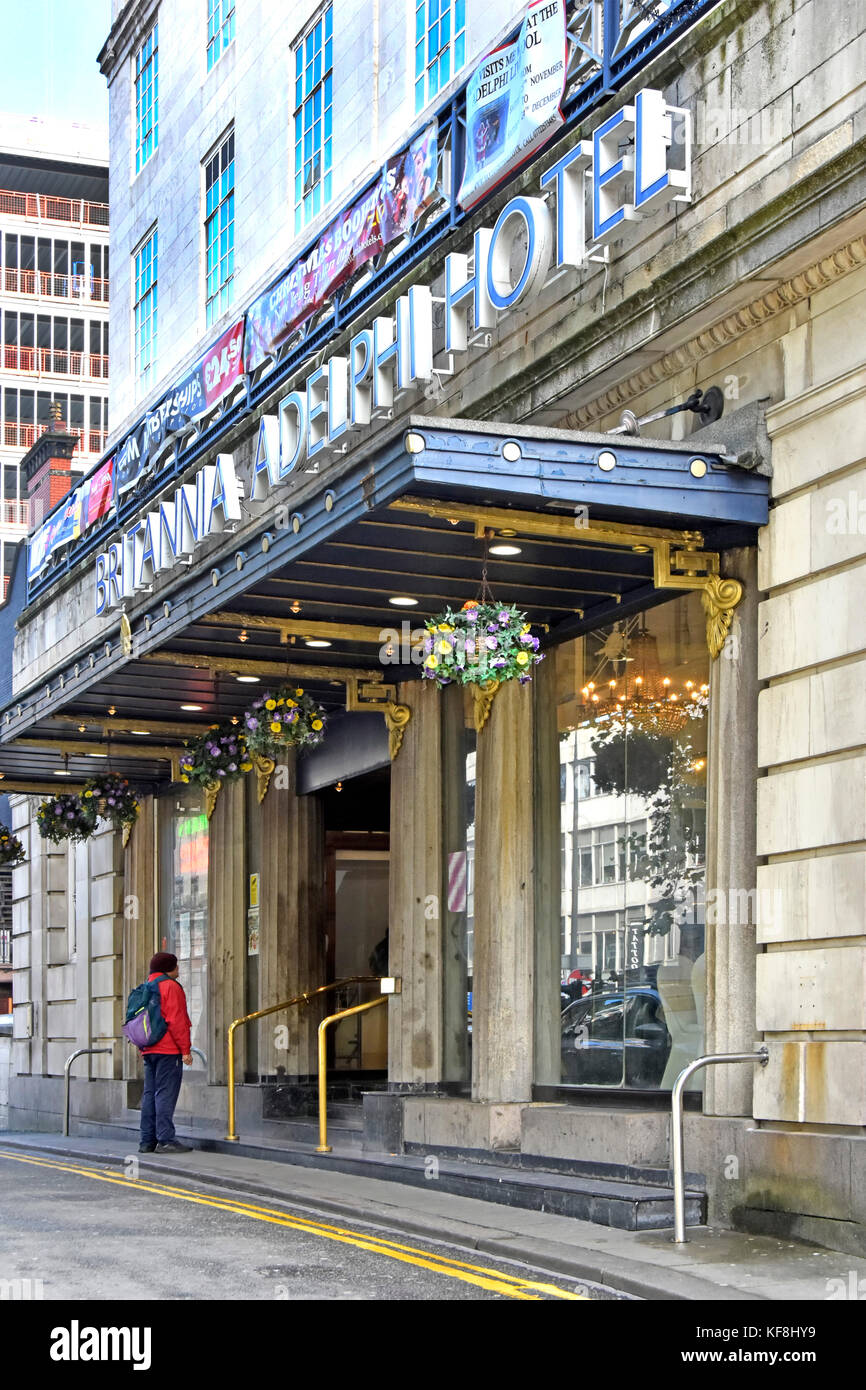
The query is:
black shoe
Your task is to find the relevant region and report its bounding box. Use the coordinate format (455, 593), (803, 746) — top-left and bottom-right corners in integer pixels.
(155, 1141), (192, 1154)
(139, 1143), (156, 1153)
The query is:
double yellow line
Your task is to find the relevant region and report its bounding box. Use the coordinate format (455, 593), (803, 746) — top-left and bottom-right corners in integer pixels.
(0, 1149), (584, 1300)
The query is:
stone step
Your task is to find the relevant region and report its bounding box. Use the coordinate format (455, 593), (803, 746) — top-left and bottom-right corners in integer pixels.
(71, 1117), (704, 1230)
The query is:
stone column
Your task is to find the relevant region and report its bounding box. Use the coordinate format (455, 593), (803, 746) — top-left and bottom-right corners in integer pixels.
(257, 752), (325, 1080)
(123, 795), (157, 1083)
(207, 779), (246, 1084)
(389, 681), (447, 1087)
(473, 656), (559, 1102)
(704, 545), (761, 1116)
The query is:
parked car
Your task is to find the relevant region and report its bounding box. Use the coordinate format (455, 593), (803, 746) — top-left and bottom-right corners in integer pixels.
(560, 987), (671, 1088)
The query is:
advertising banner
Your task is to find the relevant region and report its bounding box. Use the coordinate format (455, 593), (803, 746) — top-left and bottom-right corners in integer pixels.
(86, 457), (114, 528)
(458, 0), (567, 209)
(245, 124), (438, 372)
(114, 317), (245, 498)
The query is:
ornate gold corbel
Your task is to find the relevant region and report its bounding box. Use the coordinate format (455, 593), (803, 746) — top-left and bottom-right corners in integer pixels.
(470, 679), (500, 732)
(653, 539), (743, 660)
(345, 676), (412, 760)
(251, 753), (275, 803)
(119, 612), (132, 658)
(121, 818), (135, 849)
(204, 778), (222, 819)
(384, 702), (411, 759)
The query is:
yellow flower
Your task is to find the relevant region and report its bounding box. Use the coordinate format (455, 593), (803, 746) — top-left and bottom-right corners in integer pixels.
(276, 698), (284, 706)
(240, 762), (252, 772)
(311, 720), (323, 731)
(265, 699), (277, 711)
(437, 640), (453, 655)
(270, 721), (282, 734)
(437, 623), (453, 632)
(516, 651), (530, 666)
(425, 655), (439, 669)
(295, 688), (303, 696)
(180, 775), (190, 783)
(521, 623), (531, 634)
(286, 699), (296, 708)
(84, 790), (93, 798)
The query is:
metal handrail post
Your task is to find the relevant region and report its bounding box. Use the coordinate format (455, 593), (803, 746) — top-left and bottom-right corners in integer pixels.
(316, 997), (388, 1153)
(672, 1047), (769, 1244)
(224, 976), (380, 1141)
(63, 1046), (113, 1137)
(191, 1047), (207, 1066)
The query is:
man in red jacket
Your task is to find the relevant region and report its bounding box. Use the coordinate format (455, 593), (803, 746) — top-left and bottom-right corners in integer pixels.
(139, 951), (194, 1155)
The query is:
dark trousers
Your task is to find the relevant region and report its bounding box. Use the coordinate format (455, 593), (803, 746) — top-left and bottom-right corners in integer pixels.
(141, 1053), (184, 1145)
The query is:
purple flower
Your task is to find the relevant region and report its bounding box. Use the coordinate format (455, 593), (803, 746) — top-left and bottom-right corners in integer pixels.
(498, 610), (511, 624)
(519, 632), (534, 644)
(228, 763), (237, 772)
(487, 623), (498, 633)
(423, 637), (434, 654)
(246, 717), (259, 731)
(54, 805), (62, 815)
(252, 698), (264, 710)
(66, 811), (75, 820)
(491, 657), (507, 668)
(530, 635), (540, 651)
(486, 636), (497, 650)
(518, 674), (531, 685)
(217, 768), (226, 777)
(465, 640), (475, 654)
(107, 797), (116, 806)
(287, 709), (298, 722)
(465, 609), (477, 623)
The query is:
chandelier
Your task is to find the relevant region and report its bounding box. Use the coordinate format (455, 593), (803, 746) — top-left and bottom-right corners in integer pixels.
(580, 624), (708, 734)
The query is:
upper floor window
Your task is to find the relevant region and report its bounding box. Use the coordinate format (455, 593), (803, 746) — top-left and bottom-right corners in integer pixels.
(133, 227), (158, 392)
(293, 6), (333, 233)
(415, 0), (465, 113)
(135, 23), (159, 174)
(204, 130), (235, 327)
(207, 0), (235, 71)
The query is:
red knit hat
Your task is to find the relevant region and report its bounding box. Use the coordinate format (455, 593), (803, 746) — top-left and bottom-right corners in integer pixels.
(149, 951), (178, 975)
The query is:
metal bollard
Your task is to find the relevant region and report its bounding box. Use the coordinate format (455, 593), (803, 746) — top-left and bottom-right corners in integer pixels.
(671, 1047), (769, 1243)
(63, 1046), (114, 1137)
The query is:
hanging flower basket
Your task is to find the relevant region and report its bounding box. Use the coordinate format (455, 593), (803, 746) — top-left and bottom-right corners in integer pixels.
(83, 772), (140, 837)
(179, 722), (252, 787)
(421, 600), (544, 689)
(37, 792), (98, 845)
(0, 825), (26, 867)
(242, 686), (328, 760)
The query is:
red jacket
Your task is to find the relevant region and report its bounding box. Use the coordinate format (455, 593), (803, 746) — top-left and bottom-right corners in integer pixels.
(141, 972), (192, 1056)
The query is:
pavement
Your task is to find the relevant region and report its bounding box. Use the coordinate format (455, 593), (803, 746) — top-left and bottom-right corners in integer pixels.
(1, 1129), (863, 1302)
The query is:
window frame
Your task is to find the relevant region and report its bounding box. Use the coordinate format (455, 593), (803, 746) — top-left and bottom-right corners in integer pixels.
(207, 0), (235, 72)
(134, 21), (159, 175)
(414, 0), (466, 115)
(292, 4), (333, 234)
(132, 225), (158, 395)
(203, 128), (236, 329)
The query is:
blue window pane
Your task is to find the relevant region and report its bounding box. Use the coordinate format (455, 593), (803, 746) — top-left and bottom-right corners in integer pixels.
(415, 75), (424, 111)
(455, 32), (465, 69)
(456, 0), (465, 34)
(428, 23), (438, 63)
(325, 6), (332, 37)
(325, 38), (331, 71)
(416, 4), (425, 42)
(431, 0), (440, 19)
(442, 10), (451, 47)
(440, 49), (450, 87)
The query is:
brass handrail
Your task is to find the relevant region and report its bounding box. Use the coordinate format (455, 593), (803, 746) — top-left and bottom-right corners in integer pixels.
(316, 997), (388, 1153)
(225, 976), (380, 1141)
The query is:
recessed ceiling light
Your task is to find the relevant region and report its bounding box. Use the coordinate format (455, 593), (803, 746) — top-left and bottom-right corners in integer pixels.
(305, 639), (332, 648)
(181, 704), (203, 711)
(54, 769), (71, 776)
(131, 730), (151, 735)
(236, 675), (260, 683)
(389, 596), (418, 607)
(88, 752), (108, 758)
(490, 543), (522, 556)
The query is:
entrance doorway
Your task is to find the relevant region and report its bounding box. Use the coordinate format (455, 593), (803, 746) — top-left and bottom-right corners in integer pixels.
(321, 765), (390, 1077)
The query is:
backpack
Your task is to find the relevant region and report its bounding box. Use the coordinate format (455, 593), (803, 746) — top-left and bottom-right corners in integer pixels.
(122, 974), (172, 1050)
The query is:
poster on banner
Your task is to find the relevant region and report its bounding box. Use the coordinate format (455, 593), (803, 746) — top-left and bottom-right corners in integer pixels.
(86, 457), (114, 528)
(381, 122), (438, 243)
(113, 317), (245, 498)
(458, 0), (567, 209)
(245, 184), (384, 371)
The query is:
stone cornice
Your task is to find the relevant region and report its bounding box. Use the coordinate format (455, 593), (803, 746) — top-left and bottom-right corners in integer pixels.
(560, 235), (866, 431)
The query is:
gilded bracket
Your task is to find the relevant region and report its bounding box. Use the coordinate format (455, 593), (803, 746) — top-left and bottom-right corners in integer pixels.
(204, 778), (222, 820)
(251, 753), (276, 803)
(470, 680), (500, 733)
(653, 539), (743, 659)
(345, 676), (412, 760)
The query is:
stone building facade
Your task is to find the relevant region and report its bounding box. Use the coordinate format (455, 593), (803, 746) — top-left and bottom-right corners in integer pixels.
(3, 0), (866, 1247)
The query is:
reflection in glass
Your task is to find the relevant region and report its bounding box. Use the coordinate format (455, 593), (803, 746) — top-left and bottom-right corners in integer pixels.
(557, 594), (708, 1089)
(158, 788), (208, 1063)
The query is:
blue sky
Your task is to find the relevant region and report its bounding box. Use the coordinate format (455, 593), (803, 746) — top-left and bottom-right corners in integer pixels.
(0, 0), (110, 127)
